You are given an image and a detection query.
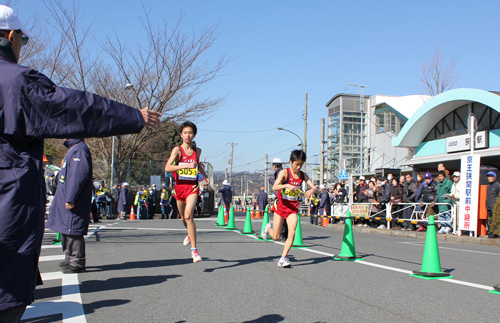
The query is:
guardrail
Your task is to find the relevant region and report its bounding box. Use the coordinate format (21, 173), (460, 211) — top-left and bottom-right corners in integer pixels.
(301, 202), (456, 230)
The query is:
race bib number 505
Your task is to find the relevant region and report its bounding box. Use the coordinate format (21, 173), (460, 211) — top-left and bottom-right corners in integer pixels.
(177, 162), (198, 181)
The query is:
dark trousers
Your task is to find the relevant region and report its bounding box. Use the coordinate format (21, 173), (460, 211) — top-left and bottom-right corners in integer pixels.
(0, 305), (26, 323)
(91, 201), (99, 223)
(97, 201), (107, 218)
(61, 234), (86, 269)
(403, 205), (414, 229)
(161, 204), (171, 219)
(487, 210), (493, 235)
(310, 206), (319, 224)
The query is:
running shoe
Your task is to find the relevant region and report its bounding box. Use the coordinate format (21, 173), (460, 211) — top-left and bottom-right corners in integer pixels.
(191, 250), (202, 263)
(277, 257), (291, 268)
(261, 223), (271, 239)
(183, 235), (191, 246)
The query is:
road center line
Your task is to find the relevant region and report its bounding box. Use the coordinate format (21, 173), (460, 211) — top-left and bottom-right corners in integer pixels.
(232, 229), (494, 292)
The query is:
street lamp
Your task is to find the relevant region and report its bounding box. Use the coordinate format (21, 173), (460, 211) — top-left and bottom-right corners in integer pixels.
(277, 127), (304, 150)
(111, 83), (133, 186)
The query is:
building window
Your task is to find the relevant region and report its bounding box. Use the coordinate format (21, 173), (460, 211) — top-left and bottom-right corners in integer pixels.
(375, 111), (406, 135)
(423, 103), (500, 142)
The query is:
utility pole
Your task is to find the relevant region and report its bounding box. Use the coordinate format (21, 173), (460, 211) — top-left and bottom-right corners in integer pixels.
(304, 92), (308, 171)
(264, 154), (269, 192)
(347, 83), (366, 176)
(227, 142), (237, 184)
(320, 118), (325, 185)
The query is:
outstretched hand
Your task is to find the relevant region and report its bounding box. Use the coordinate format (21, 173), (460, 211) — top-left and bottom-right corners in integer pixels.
(140, 107), (161, 129)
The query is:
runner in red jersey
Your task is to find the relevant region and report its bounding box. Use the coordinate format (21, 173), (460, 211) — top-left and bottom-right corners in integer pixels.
(262, 150), (317, 268)
(165, 121), (209, 263)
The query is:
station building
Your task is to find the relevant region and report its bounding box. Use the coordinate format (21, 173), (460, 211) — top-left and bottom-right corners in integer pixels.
(325, 92), (430, 182)
(393, 88), (500, 177)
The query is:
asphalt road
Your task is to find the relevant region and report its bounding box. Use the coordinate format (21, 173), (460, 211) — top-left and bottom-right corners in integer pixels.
(23, 212), (500, 323)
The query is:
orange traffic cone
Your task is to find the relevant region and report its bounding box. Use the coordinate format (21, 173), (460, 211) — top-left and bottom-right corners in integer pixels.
(255, 206), (261, 218)
(224, 208), (228, 225)
(322, 208), (329, 227)
(130, 206), (136, 220)
(251, 209), (255, 219)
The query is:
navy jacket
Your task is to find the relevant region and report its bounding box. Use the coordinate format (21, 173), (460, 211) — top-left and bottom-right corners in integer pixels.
(257, 190), (268, 211)
(117, 187), (129, 212)
(46, 139), (92, 235)
(486, 181), (500, 210)
(319, 189), (331, 214)
(0, 44), (144, 311)
(218, 186), (233, 205)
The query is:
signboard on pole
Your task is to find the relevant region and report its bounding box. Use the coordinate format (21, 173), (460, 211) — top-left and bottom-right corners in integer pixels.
(459, 155), (480, 234)
(339, 168), (349, 180)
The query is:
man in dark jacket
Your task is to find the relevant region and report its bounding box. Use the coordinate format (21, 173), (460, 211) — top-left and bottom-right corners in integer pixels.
(402, 174), (417, 230)
(118, 183), (129, 220)
(257, 187), (268, 212)
(319, 184), (331, 223)
(486, 171), (500, 238)
(0, 5), (161, 320)
(46, 139), (92, 273)
(417, 173), (438, 232)
(218, 180), (233, 214)
(110, 184), (120, 219)
(148, 184), (158, 219)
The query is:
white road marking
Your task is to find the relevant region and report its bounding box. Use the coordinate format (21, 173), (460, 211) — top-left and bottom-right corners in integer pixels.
(22, 274), (86, 322)
(42, 244), (62, 249)
(400, 241), (500, 256)
(39, 254), (65, 262)
(103, 227), (221, 232)
(232, 228), (496, 292)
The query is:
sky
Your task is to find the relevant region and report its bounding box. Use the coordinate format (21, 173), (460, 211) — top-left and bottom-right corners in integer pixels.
(12, 0), (500, 177)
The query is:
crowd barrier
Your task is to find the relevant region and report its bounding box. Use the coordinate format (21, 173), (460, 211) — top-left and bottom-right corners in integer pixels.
(301, 202), (456, 230)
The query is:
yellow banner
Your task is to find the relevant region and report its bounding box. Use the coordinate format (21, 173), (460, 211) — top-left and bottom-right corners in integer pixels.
(350, 204), (370, 217)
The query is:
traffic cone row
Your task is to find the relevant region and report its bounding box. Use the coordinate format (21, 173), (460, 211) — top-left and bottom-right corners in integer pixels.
(410, 215), (452, 280)
(321, 208), (329, 227)
(129, 206), (136, 220)
(241, 207), (255, 235)
(52, 232), (61, 245)
(215, 205), (225, 227)
(256, 206), (272, 241)
(333, 211), (364, 261)
(291, 214), (308, 249)
(224, 205), (239, 231)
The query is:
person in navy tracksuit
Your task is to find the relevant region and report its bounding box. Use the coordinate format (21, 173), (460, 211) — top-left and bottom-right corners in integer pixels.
(46, 139), (92, 273)
(0, 5), (161, 320)
(118, 183), (130, 220)
(319, 184), (331, 224)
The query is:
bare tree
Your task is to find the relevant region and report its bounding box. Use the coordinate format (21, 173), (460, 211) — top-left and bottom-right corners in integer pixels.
(18, 1), (229, 182)
(419, 45), (459, 96)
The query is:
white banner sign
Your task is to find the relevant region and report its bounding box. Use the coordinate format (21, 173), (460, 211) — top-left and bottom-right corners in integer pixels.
(446, 131), (488, 153)
(459, 155), (480, 233)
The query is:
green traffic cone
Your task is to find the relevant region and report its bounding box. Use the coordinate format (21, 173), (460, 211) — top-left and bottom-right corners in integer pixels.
(224, 205), (238, 230)
(241, 207), (255, 235)
(291, 214), (309, 248)
(215, 205), (225, 227)
(410, 215), (453, 280)
(52, 232), (61, 245)
(333, 211), (364, 261)
(256, 206), (272, 241)
(489, 284), (500, 295)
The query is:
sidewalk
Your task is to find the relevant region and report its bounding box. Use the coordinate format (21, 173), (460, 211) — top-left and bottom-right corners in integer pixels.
(323, 223), (500, 247)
